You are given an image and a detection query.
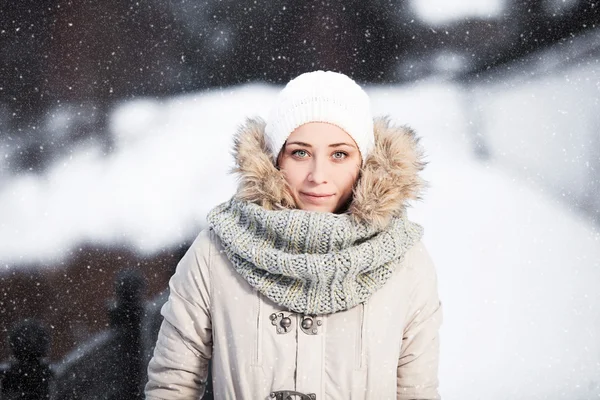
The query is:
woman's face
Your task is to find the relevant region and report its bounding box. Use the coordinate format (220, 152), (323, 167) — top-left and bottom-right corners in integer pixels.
(278, 122), (362, 213)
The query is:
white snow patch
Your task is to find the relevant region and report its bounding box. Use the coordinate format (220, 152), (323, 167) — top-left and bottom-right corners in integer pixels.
(411, 0), (504, 25)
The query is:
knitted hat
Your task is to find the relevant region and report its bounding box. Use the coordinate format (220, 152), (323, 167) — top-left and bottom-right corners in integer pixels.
(265, 70), (374, 163)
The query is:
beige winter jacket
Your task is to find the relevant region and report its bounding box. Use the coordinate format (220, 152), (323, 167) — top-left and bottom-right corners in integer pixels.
(145, 118), (443, 399)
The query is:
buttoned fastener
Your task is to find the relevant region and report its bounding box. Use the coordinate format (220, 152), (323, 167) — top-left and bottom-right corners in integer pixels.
(270, 390), (316, 400)
(269, 312), (295, 334)
(299, 315), (322, 335)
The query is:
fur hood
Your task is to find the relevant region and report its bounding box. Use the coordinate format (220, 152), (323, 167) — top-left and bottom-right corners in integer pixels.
(231, 117), (428, 230)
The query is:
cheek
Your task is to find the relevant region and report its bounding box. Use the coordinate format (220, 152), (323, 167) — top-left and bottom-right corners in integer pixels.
(336, 166), (360, 193)
(280, 163), (306, 190)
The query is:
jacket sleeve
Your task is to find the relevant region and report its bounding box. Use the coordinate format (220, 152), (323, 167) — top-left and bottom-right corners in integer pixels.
(145, 229), (214, 400)
(397, 241), (443, 400)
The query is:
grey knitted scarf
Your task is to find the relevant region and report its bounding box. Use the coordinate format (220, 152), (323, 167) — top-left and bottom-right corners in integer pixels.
(207, 198), (424, 315)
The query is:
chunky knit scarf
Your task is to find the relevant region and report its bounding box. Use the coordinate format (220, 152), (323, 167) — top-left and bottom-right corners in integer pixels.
(207, 198), (424, 315)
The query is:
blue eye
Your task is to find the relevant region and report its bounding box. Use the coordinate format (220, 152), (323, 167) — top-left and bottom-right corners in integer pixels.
(292, 149), (309, 158)
(332, 151), (347, 160)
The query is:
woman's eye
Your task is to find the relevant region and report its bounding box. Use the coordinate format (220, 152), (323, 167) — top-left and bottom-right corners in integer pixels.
(332, 151), (347, 160)
(292, 149), (308, 158)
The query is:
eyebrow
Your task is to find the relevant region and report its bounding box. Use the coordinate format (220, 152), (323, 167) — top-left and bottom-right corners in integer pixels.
(286, 141), (357, 149)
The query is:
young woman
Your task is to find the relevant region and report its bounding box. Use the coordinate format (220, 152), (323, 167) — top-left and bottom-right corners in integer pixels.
(145, 71), (443, 399)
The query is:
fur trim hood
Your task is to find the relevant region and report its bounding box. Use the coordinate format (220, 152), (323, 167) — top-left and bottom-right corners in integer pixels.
(231, 117), (428, 230)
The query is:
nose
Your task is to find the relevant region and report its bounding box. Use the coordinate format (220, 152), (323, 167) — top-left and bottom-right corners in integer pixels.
(307, 158), (328, 184)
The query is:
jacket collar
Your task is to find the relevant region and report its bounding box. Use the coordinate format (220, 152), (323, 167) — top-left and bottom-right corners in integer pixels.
(230, 117), (427, 230)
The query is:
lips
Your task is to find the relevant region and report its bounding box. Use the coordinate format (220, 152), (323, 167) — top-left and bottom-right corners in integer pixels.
(302, 192), (334, 198)
(299, 192), (335, 205)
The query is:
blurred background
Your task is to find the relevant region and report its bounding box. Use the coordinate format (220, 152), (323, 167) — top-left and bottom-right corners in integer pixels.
(1, 0), (599, 398)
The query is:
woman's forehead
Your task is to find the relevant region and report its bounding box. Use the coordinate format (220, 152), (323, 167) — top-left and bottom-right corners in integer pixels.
(287, 122), (357, 148)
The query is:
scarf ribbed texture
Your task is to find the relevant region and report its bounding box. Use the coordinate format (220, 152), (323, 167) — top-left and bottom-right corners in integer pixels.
(207, 198), (424, 315)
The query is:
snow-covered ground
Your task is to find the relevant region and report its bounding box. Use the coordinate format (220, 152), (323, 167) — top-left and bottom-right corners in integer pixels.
(1, 80), (599, 399)
(468, 31), (600, 222)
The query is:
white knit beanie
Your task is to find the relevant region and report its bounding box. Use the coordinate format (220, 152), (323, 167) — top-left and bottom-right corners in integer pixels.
(265, 70), (374, 164)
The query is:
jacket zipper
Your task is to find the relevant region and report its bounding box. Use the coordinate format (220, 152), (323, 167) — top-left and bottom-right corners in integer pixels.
(255, 290), (262, 366)
(356, 302), (366, 370)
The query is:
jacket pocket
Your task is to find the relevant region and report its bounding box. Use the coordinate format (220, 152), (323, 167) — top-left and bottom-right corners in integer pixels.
(355, 302), (367, 370)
